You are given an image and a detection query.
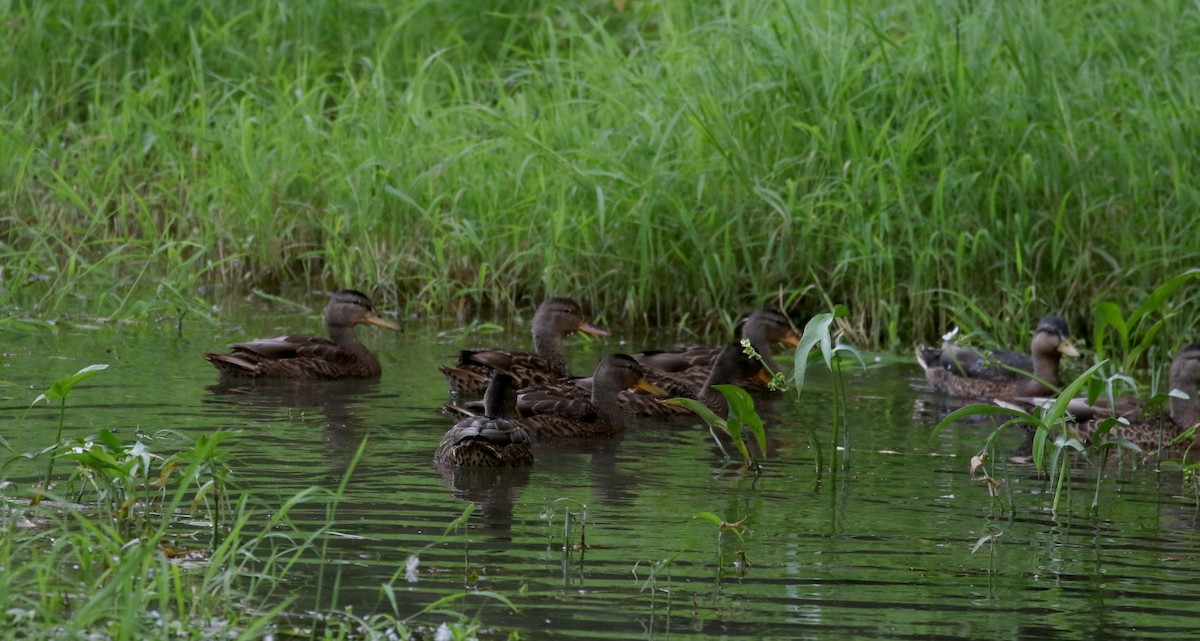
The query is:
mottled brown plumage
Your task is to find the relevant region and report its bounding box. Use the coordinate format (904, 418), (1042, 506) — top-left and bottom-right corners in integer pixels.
(435, 372), (534, 467)
(204, 290), (399, 380)
(915, 315), (1080, 399)
(509, 354), (664, 439)
(439, 298), (608, 400)
(1010, 344), (1200, 454)
(568, 343), (773, 418)
(633, 308), (800, 389)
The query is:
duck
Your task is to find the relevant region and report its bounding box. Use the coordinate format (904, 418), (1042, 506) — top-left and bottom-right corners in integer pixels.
(1006, 344), (1200, 454)
(507, 354), (666, 439)
(204, 289), (399, 380)
(914, 315), (1081, 399)
(566, 342), (774, 418)
(632, 308), (800, 389)
(434, 372), (534, 467)
(439, 297), (609, 400)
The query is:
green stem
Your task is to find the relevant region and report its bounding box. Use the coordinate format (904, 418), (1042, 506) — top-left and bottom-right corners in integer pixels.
(1051, 449), (1070, 517)
(34, 399), (68, 506)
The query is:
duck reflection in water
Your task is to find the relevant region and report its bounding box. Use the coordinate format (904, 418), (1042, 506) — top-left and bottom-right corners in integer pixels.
(203, 378), (380, 455)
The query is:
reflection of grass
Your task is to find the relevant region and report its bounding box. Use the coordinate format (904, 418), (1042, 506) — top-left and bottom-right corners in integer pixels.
(2, 368), (504, 638)
(5, 1), (1200, 351)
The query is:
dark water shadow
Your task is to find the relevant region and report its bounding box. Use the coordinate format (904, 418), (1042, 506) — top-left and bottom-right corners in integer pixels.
(435, 463), (533, 539)
(202, 378), (380, 458)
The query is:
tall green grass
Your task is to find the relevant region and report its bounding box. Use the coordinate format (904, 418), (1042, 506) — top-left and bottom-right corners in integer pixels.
(4, 0), (1200, 351)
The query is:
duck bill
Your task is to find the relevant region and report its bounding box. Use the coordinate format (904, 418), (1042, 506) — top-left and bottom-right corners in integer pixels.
(577, 321), (611, 337)
(365, 312), (401, 331)
(1058, 341), (1081, 358)
(780, 331), (802, 348)
(635, 379), (670, 397)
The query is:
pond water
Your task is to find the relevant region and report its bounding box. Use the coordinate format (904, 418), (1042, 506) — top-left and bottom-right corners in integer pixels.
(3, 303), (1200, 640)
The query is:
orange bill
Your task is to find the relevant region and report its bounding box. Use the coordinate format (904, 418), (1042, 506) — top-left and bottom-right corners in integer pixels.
(780, 330), (802, 348)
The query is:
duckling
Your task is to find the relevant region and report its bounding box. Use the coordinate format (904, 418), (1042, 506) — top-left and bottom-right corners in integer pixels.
(915, 315), (1080, 399)
(440, 298), (608, 399)
(204, 290), (399, 380)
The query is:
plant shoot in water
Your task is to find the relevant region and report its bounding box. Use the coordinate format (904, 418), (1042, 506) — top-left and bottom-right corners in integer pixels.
(788, 306), (866, 465)
(668, 382), (767, 469)
(24, 364), (108, 505)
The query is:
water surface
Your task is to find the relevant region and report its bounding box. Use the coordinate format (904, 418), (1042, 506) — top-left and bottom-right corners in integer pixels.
(2, 306), (1199, 640)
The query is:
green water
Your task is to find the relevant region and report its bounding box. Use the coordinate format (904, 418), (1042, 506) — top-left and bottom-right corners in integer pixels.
(2, 304), (1199, 640)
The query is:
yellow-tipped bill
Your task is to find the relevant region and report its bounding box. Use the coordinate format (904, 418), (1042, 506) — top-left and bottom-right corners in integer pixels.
(636, 379), (670, 397)
(1058, 340), (1081, 358)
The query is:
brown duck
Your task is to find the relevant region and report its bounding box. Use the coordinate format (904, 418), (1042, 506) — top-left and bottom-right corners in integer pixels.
(1008, 344), (1200, 454)
(508, 354), (665, 439)
(204, 289), (399, 380)
(440, 298), (609, 400)
(567, 342), (772, 418)
(633, 307), (800, 389)
(435, 372), (534, 467)
(915, 315), (1080, 399)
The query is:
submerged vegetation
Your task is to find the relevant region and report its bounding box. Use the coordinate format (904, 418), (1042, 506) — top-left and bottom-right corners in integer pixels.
(3, 0), (1200, 351)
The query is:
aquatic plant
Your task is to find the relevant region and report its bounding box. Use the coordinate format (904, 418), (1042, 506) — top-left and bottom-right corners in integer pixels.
(1, 412), (492, 641)
(380, 504), (520, 633)
(933, 362), (1116, 516)
(667, 385), (767, 469)
(22, 363), (109, 505)
(693, 511), (749, 586)
(787, 307), (866, 464)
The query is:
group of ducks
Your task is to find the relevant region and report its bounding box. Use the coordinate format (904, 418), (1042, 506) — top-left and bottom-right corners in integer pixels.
(201, 291), (1200, 467)
(915, 315), (1200, 455)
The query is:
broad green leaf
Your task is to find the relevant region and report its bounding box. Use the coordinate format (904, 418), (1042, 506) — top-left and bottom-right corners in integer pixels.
(96, 429), (124, 451)
(1087, 417), (1122, 443)
(1043, 361), (1107, 426)
(832, 342), (868, 369)
(714, 384), (766, 458)
(791, 312), (835, 395)
(34, 364), (109, 404)
(1033, 425), (1049, 471)
(666, 398), (727, 431)
(929, 403), (1033, 440)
